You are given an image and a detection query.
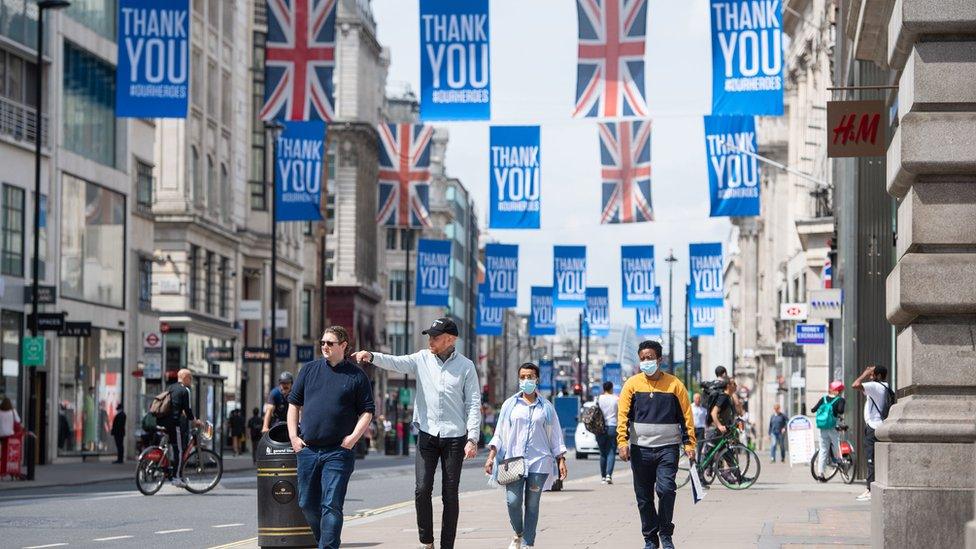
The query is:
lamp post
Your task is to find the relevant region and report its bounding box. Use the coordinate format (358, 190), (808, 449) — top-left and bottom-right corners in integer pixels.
(664, 249), (677, 370)
(26, 0), (70, 482)
(264, 120), (285, 393)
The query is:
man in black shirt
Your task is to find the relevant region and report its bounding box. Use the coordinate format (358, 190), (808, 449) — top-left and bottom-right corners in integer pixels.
(159, 368), (200, 486)
(288, 326), (374, 549)
(247, 408), (263, 463)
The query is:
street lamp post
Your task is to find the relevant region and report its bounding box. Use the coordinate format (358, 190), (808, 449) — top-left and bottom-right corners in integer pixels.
(26, 0), (70, 482)
(664, 249), (677, 370)
(265, 121), (285, 393)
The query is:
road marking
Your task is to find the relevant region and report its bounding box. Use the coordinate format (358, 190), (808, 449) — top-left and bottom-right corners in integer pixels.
(92, 536), (133, 542)
(211, 523), (245, 528)
(23, 544), (69, 549)
(207, 538), (257, 549)
(154, 528), (193, 534)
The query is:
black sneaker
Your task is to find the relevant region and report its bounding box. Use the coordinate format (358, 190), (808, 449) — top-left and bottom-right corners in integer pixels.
(660, 535), (675, 549)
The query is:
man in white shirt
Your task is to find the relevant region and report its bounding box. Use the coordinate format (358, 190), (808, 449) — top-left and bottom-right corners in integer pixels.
(852, 365), (893, 502)
(352, 317), (481, 549)
(690, 393), (707, 451)
(596, 381), (619, 484)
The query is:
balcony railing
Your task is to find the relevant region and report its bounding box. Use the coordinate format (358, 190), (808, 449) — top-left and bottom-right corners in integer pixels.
(0, 96), (48, 148)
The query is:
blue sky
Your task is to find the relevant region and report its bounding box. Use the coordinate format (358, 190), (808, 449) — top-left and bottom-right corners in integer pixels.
(373, 0), (731, 339)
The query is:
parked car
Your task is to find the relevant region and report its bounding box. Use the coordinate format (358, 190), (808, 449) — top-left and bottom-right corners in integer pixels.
(574, 402), (600, 460)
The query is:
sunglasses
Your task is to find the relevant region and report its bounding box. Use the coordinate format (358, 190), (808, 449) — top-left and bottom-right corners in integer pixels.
(319, 340), (341, 347)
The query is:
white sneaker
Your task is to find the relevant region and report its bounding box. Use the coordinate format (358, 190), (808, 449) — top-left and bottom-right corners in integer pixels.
(418, 544), (434, 549)
(601, 477), (608, 484)
(508, 535), (523, 549)
(170, 477), (188, 488)
(606, 476), (613, 485)
(856, 490), (871, 501)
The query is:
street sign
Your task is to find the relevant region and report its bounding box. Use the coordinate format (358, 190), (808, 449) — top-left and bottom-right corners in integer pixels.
(157, 276), (180, 294)
(295, 345), (315, 363)
(787, 415), (816, 465)
(827, 100), (886, 158)
(266, 309), (288, 328)
(238, 300), (262, 320)
(796, 324), (827, 345)
(143, 356), (162, 380)
(398, 388), (413, 407)
(790, 373), (807, 388)
(809, 289), (843, 319)
(205, 347), (234, 362)
(781, 341), (805, 358)
(143, 331), (162, 353)
(538, 359), (554, 392)
(274, 338), (291, 358)
(28, 312), (65, 332)
(22, 336), (45, 366)
(242, 347), (273, 363)
(23, 285), (56, 304)
(58, 322), (92, 337)
(779, 303), (809, 321)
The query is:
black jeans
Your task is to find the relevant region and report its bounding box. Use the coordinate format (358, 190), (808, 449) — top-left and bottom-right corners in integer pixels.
(864, 426), (877, 487)
(113, 434), (124, 462)
(631, 444), (679, 546)
(415, 431), (466, 548)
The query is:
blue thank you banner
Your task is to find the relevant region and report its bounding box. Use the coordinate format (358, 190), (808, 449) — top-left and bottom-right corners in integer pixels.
(529, 286), (556, 336)
(710, 0), (783, 115)
(585, 287), (610, 338)
(553, 245), (586, 308)
(116, 0), (189, 118)
(704, 115), (760, 217)
(539, 359), (554, 392)
(689, 243), (724, 307)
(419, 0), (490, 120)
(621, 245), (656, 307)
(489, 126), (540, 229)
(476, 284), (503, 336)
(416, 239), (452, 307)
(275, 121), (326, 221)
(690, 306), (717, 337)
(484, 243), (518, 307)
(635, 287), (663, 337)
(602, 363), (622, 395)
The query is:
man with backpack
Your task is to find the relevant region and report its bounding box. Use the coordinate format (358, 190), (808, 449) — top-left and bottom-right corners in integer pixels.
(155, 368), (200, 487)
(811, 381), (846, 480)
(852, 365), (895, 502)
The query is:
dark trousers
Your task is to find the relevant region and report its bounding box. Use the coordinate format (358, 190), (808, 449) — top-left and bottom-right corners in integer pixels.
(113, 434), (124, 462)
(631, 444), (679, 546)
(596, 430), (617, 478)
(296, 446), (355, 549)
(250, 436), (260, 462)
(415, 431), (466, 548)
(162, 421), (188, 477)
(864, 426), (877, 487)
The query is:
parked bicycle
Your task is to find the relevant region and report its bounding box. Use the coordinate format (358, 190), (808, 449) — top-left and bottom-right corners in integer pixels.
(810, 424), (856, 484)
(677, 420), (761, 490)
(135, 420), (222, 495)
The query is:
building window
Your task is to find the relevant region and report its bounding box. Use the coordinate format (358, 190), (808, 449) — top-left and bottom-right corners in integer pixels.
(222, 1), (234, 40)
(33, 193), (47, 280)
(57, 328), (124, 456)
(388, 270), (406, 302)
(205, 250), (215, 314)
(0, 1), (41, 48)
(325, 145), (336, 233)
(386, 229), (397, 250)
(301, 289), (312, 339)
(303, 222), (313, 236)
(208, 0), (220, 28)
(1, 185), (24, 277)
(219, 256), (229, 318)
(63, 42), (116, 167)
(220, 164), (231, 223)
(0, 310), (23, 411)
(135, 159), (153, 210)
(138, 256), (152, 310)
(386, 321), (411, 355)
(250, 180), (267, 211)
(67, 0), (117, 39)
(400, 229), (414, 251)
(0, 50), (45, 146)
(60, 174), (125, 307)
(191, 147), (203, 206)
(191, 48), (203, 107)
(207, 155), (217, 212)
(207, 61), (218, 117)
(325, 250), (334, 282)
(189, 245), (199, 310)
(221, 71), (232, 126)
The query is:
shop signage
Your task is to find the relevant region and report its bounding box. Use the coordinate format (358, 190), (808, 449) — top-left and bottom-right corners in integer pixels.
(28, 312), (65, 332)
(796, 324), (827, 345)
(242, 347), (272, 363)
(23, 285), (56, 304)
(22, 336), (45, 366)
(59, 321), (92, 337)
(779, 303), (809, 321)
(238, 300), (262, 320)
(808, 289), (843, 319)
(295, 345), (315, 363)
(274, 338), (291, 358)
(787, 415), (816, 465)
(827, 100), (886, 158)
(205, 347), (234, 362)
(157, 276), (181, 294)
(143, 331), (162, 353)
(143, 356), (162, 380)
(781, 341), (805, 358)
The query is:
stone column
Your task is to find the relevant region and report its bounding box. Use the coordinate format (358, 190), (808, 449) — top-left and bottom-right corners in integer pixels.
(877, 1), (976, 546)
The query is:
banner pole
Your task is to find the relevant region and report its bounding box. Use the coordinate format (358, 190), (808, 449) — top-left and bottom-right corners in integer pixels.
(723, 141), (830, 188)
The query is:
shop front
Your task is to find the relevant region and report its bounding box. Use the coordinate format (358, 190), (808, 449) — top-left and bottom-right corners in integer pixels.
(56, 328), (124, 457)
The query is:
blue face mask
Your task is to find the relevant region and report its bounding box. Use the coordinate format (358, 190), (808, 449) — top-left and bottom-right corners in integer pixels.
(519, 379), (537, 394)
(639, 360), (659, 376)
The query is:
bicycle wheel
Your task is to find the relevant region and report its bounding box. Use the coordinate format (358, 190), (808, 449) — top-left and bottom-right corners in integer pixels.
(716, 444), (761, 490)
(840, 453), (857, 484)
(135, 457), (166, 496)
(183, 449), (223, 494)
(810, 450), (840, 482)
(676, 453), (692, 489)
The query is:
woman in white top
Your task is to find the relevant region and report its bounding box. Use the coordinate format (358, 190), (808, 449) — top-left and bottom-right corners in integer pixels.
(597, 381), (620, 483)
(485, 363), (568, 549)
(0, 397), (20, 438)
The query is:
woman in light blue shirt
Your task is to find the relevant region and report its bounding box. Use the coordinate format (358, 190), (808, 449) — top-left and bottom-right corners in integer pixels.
(485, 363), (568, 549)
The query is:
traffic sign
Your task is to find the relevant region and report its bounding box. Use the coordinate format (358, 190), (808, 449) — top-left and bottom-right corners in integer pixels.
(23, 336), (45, 366)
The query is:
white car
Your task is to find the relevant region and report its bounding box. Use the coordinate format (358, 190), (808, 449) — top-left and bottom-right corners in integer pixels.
(574, 402), (601, 460)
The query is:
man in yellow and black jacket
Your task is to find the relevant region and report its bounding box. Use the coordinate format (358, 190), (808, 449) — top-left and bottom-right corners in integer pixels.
(617, 340), (696, 549)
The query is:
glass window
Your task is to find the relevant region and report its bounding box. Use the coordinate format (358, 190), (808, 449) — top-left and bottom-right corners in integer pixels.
(205, 250), (215, 314)
(138, 256), (152, 310)
(207, 61), (217, 117)
(219, 256), (230, 318)
(135, 159), (153, 209)
(386, 229), (397, 250)
(60, 174), (125, 307)
(221, 71), (232, 126)
(63, 42), (116, 167)
(222, 2), (234, 40)
(325, 145), (335, 233)
(220, 164), (231, 223)
(386, 322), (411, 355)
(301, 289), (312, 339)
(191, 147), (203, 206)
(57, 328), (124, 456)
(0, 0), (40, 48)
(67, 0), (117, 39)
(0, 311), (23, 411)
(191, 48), (203, 107)
(250, 178), (266, 211)
(388, 270), (405, 302)
(189, 245), (200, 310)
(1, 185), (24, 277)
(33, 193), (47, 280)
(207, 155), (217, 212)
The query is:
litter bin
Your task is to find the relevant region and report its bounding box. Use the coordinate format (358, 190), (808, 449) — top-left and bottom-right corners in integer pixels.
(256, 424), (316, 548)
(384, 431), (397, 455)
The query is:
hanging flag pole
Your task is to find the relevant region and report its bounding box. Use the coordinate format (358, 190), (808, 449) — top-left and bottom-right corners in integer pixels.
(266, 121), (285, 384)
(722, 140), (830, 189)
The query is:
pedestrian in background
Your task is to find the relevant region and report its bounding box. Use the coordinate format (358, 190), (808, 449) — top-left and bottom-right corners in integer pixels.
(352, 317), (482, 549)
(768, 403), (788, 463)
(485, 362), (567, 549)
(289, 326), (374, 549)
(264, 371), (294, 433)
(0, 397), (21, 468)
(111, 403), (126, 464)
(852, 365), (893, 502)
(229, 409), (245, 456)
(596, 381), (619, 484)
(690, 393), (707, 455)
(617, 340), (696, 549)
(247, 407), (263, 463)
(812, 381), (846, 480)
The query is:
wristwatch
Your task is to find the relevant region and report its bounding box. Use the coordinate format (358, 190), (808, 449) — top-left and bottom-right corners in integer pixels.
(467, 438), (478, 446)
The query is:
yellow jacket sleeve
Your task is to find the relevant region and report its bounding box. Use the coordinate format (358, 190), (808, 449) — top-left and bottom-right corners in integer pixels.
(675, 380), (696, 454)
(616, 380), (634, 448)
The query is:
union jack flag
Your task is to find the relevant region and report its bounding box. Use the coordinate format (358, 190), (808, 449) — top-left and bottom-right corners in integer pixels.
(575, 0), (649, 118)
(599, 120), (653, 224)
(260, 0), (336, 122)
(376, 123), (434, 228)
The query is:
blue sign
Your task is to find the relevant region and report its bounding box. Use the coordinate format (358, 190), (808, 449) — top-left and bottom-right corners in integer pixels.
(621, 245), (656, 307)
(419, 0), (490, 120)
(689, 243), (724, 307)
(116, 0), (189, 118)
(554, 396), (580, 449)
(275, 121), (326, 221)
(476, 284), (503, 336)
(296, 345), (315, 363)
(690, 306), (717, 337)
(415, 239), (452, 307)
(529, 286), (556, 336)
(704, 115), (760, 217)
(710, 0), (784, 115)
(635, 287), (663, 336)
(585, 287), (610, 338)
(489, 126), (541, 229)
(539, 359), (554, 393)
(796, 324), (827, 345)
(602, 363), (623, 395)
(553, 245), (586, 307)
(274, 338), (291, 358)
(484, 243), (519, 307)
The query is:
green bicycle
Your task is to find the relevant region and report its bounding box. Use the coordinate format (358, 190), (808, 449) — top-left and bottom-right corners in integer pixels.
(677, 423), (761, 490)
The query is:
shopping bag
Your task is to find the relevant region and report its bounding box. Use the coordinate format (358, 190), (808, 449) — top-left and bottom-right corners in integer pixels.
(689, 460), (707, 503)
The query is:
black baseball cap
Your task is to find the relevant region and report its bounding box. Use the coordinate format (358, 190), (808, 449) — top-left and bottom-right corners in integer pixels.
(422, 317), (459, 337)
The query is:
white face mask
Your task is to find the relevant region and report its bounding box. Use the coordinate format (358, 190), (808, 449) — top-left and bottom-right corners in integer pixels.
(639, 360), (659, 376)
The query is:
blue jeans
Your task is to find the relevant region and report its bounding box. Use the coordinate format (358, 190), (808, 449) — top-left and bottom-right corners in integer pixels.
(296, 446), (356, 549)
(631, 444), (679, 546)
(505, 472), (548, 546)
(596, 430), (617, 478)
(770, 432), (786, 461)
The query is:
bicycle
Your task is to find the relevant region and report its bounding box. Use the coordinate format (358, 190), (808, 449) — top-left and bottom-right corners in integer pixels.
(809, 424), (856, 484)
(135, 420), (223, 495)
(677, 422), (761, 490)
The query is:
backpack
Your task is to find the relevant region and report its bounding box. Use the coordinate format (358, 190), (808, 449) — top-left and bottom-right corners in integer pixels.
(870, 382), (897, 421)
(148, 388), (173, 418)
(140, 411), (157, 432)
(815, 396), (839, 429)
(581, 403), (606, 435)
(701, 379), (727, 426)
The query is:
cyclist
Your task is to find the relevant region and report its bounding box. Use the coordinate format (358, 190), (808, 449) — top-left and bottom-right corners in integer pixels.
(263, 371), (294, 433)
(811, 380), (847, 481)
(704, 378), (738, 482)
(158, 368), (201, 487)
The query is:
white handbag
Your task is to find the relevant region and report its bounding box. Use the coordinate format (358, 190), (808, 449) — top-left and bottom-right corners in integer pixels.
(496, 455), (526, 486)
